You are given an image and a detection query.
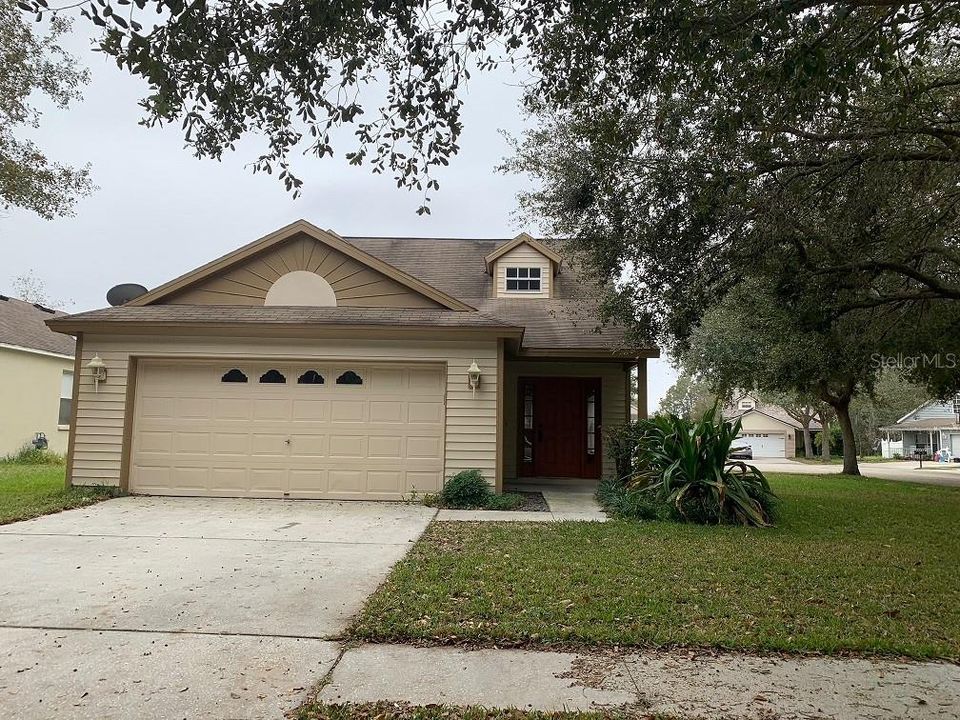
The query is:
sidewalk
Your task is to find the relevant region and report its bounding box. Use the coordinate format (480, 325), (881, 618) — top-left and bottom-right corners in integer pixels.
(318, 643), (960, 719)
(436, 483), (608, 522)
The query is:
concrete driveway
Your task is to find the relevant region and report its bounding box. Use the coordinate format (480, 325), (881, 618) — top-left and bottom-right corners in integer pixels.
(0, 496), (435, 719)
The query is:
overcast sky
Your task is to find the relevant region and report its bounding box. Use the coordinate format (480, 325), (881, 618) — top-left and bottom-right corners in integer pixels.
(1, 22), (677, 409)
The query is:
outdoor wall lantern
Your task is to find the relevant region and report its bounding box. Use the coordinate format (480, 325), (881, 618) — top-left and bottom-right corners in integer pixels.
(87, 354), (107, 392)
(467, 360), (481, 396)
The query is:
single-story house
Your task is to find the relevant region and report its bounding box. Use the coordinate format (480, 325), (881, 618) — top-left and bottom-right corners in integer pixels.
(723, 393), (821, 458)
(879, 397), (960, 459)
(0, 295), (75, 456)
(48, 220), (658, 499)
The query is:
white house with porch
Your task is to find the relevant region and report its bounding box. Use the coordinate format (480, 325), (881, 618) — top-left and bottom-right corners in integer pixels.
(879, 395), (960, 460)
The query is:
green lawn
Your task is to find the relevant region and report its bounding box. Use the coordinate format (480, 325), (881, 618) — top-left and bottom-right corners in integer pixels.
(352, 473), (960, 660)
(295, 702), (656, 720)
(0, 463), (116, 524)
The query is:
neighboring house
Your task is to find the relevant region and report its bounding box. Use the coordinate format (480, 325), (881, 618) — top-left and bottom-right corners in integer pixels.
(723, 393), (822, 458)
(0, 296), (76, 456)
(48, 220), (658, 498)
(879, 396), (960, 459)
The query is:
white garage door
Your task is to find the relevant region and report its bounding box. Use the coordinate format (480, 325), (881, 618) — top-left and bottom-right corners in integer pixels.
(736, 432), (786, 458)
(130, 360), (446, 500)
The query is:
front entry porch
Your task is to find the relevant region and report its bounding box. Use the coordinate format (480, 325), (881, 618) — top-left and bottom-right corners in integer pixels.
(501, 359), (640, 485)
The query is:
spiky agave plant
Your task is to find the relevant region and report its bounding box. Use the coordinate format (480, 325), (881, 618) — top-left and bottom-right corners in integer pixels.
(637, 405), (777, 526)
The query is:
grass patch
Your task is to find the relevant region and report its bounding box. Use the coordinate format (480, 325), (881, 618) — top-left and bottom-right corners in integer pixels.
(294, 702), (659, 720)
(352, 474), (960, 659)
(0, 463), (117, 525)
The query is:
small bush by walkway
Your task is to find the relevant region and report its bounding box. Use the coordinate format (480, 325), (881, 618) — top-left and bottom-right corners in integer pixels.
(0, 462), (116, 525)
(352, 474), (960, 659)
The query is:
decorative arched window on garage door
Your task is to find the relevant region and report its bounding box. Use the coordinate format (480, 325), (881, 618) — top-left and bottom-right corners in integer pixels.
(336, 370), (363, 385)
(221, 369), (248, 383)
(259, 369), (286, 384)
(298, 370), (325, 385)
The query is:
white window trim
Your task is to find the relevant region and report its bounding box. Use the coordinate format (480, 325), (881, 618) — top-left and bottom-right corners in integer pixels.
(504, 266), (543, 293)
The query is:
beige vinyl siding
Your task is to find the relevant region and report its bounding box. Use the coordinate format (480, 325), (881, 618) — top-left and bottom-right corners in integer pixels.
(70, 335), (498, 489)
(163, 234), (444, 309)
(0, 347), (75, 456)
(494, 244), (552, 298)
(503, 360), (630, 480)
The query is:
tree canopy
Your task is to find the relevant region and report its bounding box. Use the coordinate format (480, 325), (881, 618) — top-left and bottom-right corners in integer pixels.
(2, 0), (92, 218)
(21, 0), (960, 221)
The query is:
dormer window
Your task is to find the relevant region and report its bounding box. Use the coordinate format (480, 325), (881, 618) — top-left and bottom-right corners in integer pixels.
(506, 267), (542, 292)
(954, 395), (960, 418)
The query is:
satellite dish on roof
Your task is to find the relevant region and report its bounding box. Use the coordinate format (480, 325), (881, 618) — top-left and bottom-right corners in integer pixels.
(106, 283), (148, 307)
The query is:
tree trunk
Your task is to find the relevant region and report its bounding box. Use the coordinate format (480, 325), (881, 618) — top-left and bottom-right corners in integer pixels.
(821, 419), (831, 462)
(802, 422), (814, 458)
(832, 399), (860, 476)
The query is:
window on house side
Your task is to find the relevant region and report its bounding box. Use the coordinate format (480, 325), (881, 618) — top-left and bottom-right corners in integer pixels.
(58, 370), (73, 426)
(505, 267), (542, 292)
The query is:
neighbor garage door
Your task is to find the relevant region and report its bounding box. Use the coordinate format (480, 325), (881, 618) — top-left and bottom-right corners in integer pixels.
(130, 360), (445, 499)
(736, 432), (786, 458)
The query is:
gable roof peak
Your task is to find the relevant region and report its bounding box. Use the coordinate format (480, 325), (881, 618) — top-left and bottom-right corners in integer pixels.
(127, 219), (474, 312)
(484, 232), (563, 275)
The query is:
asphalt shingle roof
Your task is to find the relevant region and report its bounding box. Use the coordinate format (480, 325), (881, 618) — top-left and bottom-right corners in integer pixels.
(48, 232), (653, 355)
(0, 295), (75, 356)
(344, 237), (632, 351)
(47, 305), (522, 330)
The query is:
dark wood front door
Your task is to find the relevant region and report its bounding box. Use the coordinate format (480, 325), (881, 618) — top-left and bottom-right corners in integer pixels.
(518, 377), (601, 479)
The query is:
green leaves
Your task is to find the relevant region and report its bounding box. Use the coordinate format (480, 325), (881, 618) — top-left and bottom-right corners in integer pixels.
(627, 406), (778, 527)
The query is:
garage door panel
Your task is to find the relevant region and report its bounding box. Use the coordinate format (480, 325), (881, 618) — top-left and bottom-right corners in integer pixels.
(368, 436), (403, 459)
(251, 433), (290, 457)
(174, 432), (210, 454)
(292, 399), (330, 421)
(131, 360), (446, 499)
(407, 471), (442, 493)
(253, 399), (291, 421)
(248, 468), (287, 494)
(138, 431), (173, 454)
(176, 397), (213, 419)
(408, 402), (443, 424)
(170, 466), (209, 491)
(367, 470), (404, 493)
(215, 398), (251, 420)
(210, 468), (248, 493)
(369, 401), (404, 423)
(407, 436), (443, 459)
(289, 434), (328, 457)
(329, 470), (364, 492)
(329, 435), (365, 458)
(331, 400), (366, 422)
(212, 433), (250, 455)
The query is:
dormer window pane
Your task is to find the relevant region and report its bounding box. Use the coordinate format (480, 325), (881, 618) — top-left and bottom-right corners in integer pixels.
(505, 267), (542, 292)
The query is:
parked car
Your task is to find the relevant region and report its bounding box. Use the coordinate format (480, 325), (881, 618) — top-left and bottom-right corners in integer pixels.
(729, 445), (753, 460)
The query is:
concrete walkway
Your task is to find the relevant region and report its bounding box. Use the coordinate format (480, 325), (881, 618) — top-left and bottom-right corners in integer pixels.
(318, 643), (960, 719)
(436, 483), (607, 522)
(754, 458), (960, 487)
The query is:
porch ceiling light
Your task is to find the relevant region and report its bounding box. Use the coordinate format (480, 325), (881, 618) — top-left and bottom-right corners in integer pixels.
(467, 360), (481, 396)
(87, 354), (107, 392)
